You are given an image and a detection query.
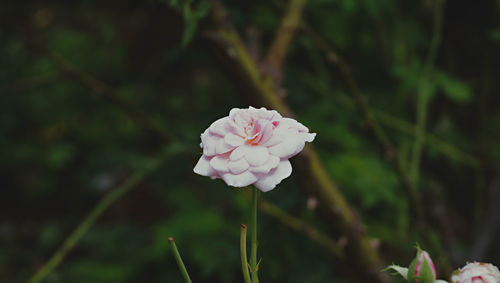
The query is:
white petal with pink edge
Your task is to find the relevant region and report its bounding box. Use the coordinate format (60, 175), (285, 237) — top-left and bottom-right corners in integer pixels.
(249, 155), (280, 174)
(202, 134), (218, 156)
(228, 158), (250, 174)
(224, 133), (245, 147)
(244, 146), (269, 166)
(193, 155), (215, 176)
(254, 160), (292, 192)
(209, 117), (230, 136)
(209, 155), (229, 172)
(268, 139), (299, 158)
(230, 145), (248, 161)
(215, 139), (235, 154)
(222, 171), (258, 187)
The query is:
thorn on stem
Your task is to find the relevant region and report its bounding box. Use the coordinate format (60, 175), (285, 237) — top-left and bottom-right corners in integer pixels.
(168, 236), (174, 242)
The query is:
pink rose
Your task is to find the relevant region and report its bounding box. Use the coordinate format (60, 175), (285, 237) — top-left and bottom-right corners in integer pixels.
(193, 107), (316, 192)
(451, 262), (500, 283)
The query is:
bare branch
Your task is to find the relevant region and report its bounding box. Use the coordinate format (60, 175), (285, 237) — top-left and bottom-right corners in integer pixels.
(207, 2), (388, 282)
(266, 0), (307, 71)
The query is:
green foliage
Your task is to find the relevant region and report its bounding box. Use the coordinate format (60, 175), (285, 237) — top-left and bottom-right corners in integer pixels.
(167, 0), (211, 47)
(327, 152), (399, 209)
(1, 0), (498, 282)
(434, 70), (473, 103)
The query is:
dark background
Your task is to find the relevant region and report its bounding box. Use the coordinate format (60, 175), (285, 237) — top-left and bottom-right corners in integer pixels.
(1, 0), (499, 282)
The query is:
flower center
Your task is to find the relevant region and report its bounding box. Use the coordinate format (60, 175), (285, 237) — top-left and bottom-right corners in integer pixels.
(242, 121), (261, 145)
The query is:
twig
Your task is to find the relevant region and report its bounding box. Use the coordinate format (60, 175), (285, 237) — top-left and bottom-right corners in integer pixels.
(266, 0), (308, 71)
(207, 2), (388, 282)
(302, 23), (455, 276)
(28, 154), (167, 283)
(304, 25), (423, 221)
(0, 72), (62, 96)
(24, 41), (171, 142)
(409, 0), (446, 187)
(374, 110), (479, 168)
(259, 199), (343, 258)
(302, 75), (479, 168)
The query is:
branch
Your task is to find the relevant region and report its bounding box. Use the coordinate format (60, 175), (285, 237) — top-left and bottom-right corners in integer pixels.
(28, 153), (168, 283)
(303, 75), (479, 168)
(303, 18), (454, 277)
(266, 0), (307, 71)
(0, 72), (62, 96)
(207, 2), (388, 282)
(304, 25), (423, 221)
(24, 41), (171, 142)
(260, 199), (343, 258)
(374, 110), (479, 168)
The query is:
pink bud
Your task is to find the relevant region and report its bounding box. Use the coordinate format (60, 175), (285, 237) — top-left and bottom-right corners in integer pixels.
(408, 249), (437, 283)
(415, 251), (437, 279)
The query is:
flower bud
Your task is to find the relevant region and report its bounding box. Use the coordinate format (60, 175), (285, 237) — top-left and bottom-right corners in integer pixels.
(407, 248), (437, 283)
(451, 262), (500, 283)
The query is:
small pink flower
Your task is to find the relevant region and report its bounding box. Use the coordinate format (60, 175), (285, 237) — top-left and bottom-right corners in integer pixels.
(451, 262), (500, 283)
(193, 107), (316, 192)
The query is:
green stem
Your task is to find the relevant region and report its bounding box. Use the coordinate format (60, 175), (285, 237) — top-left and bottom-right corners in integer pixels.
(409, 0), (445, 187)
(250, 187), (259, 283)
(169, 237), (192, 283)
(27, 151), (169, 283)
(240, 224), (251, 283)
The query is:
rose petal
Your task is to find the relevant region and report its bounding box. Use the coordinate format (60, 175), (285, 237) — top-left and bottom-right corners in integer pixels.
(268, 139), (299, 158)
(231, 110), (251, 127)
(286, 133), (315, 157)
(193, 155), (216, 176)
(225, 133), (244, 147)
(225, 119), (245, 137)
(209, 156), (229, 172)
(209, 117), (229, 136)
(230, 146), (248, 161)
(263, 134), (284, 147)
(222, 171), (258, 187)
(244, 146), (269, 166)
(254, 160), (292, 192)
(258, 120), (274, 144)
(228, 158), (250, 174)
(304, 132), (316, 142)
(249, 155), (280, 174)
(281, 118), (309, 132)
(216, 139), (235, 154)
(201, 131), (218, 156)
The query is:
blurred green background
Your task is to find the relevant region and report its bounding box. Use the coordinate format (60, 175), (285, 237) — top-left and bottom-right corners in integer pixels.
(1, 0), (500, 282)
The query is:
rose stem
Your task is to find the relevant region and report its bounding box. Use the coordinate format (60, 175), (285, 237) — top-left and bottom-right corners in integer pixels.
(168, 237), (192, 283)
(240, 224), (251, 283)
(250, 187), (259, 283)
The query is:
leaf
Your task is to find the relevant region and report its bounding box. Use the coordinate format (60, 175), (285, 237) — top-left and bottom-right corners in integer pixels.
(182, 2), (192, 20)
(168, 0), (180, 8)
(489, 28), (500, 42)
(181, 17), (197, 47)
(383, 264), (408, 279)
(434, 71), (472, 103)
(194, 1), (211, 19)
